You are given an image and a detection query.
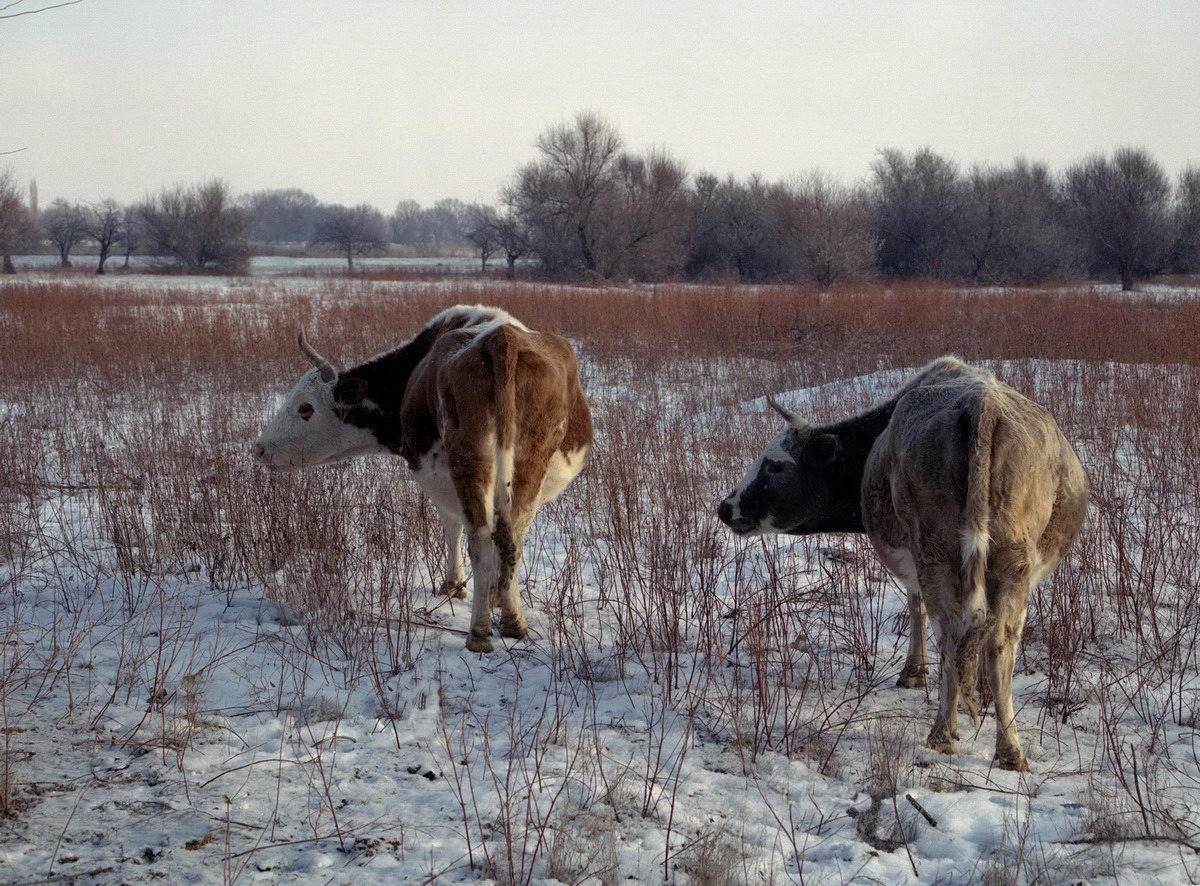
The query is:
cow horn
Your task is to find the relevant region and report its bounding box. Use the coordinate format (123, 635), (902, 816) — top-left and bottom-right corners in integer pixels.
(297, 329), (338, 383)
(766, 394), (808, 429)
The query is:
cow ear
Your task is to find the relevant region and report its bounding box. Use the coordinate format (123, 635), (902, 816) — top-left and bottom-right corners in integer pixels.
(805, 433), (841, 467)
(334, 377), (368, 406)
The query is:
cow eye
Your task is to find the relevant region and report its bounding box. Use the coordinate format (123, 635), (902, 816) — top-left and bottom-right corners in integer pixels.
(766, 461), (784, 474)
(297, 403), (314, 420)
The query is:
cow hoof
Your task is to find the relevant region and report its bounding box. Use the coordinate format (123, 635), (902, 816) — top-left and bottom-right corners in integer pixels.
(926, 731), (957, 756)
(465, 632), (494, 654)
(995, 749), (1029, 772)
(499, 618), (528, 640)
(896, 671), (926, 689)
(440, 579), (467, 600)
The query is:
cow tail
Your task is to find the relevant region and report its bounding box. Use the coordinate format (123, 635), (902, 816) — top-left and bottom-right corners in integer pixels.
(489, 327), (519, 585)
(956, 396), (997, 707)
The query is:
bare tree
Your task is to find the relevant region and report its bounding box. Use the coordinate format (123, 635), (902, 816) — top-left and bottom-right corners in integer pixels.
(771, 173), (875, 286)
(389, 199), (422, 244)
(492, 210), (529, 279)
(508, 112), (624, 276)
(243, 188), (320, 243)
(682, 172), (723, 277)
(504, 161), (572, 275)
(140, 179), (251, 274)
(609, 148), (690, 279)
(720, 177), (780, 280)
(388, 198), (469, 248)
(120, 203), (141, 268)
(426, 198), (468, 246)
(684, 174), (781, 281)
(84, 199), (123, 274)
(687, 172), (874, 285)
(1171, 167), (1200, 274)
(871, 147), (965, 278)
(0, 168), (32, 273)
(537, 111), (623, 274)
(310, 203), (388, 270)
(41, 198), (88, 266)
(957, 160), (1076, 284)
(464, 204), (533, 278)
(138, 189), (186, 267)
(1063, 148), (1172, 290)
(463, 203), (500, 271)
(507, 114), (693, 279)
(957, 165), (1006, 281)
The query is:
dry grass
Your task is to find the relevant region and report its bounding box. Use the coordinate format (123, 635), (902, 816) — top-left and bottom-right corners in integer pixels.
(2, 276), (1199, 879)
(3, 278), (1199, 389)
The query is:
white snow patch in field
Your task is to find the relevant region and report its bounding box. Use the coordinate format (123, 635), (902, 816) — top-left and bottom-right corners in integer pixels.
(2, 353), (1198, 884)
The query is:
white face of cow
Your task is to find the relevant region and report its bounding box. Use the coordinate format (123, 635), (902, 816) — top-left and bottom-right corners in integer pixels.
(252, 368), (385, 470)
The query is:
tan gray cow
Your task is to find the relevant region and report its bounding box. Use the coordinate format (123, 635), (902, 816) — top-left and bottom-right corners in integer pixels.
(253, 305), (592, 653)
(718, 357), (1088, 770)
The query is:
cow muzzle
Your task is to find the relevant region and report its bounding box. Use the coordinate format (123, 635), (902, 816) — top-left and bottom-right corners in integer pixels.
(251, 440), (289, 471)
(717, 497), (757, 535)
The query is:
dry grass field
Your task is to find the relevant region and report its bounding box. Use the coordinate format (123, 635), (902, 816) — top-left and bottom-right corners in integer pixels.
(2, 275), (1200, 883)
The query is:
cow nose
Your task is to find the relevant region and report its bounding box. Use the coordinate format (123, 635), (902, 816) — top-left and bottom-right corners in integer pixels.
(251, 442), (266, 461)
(717, 499), (734, 526)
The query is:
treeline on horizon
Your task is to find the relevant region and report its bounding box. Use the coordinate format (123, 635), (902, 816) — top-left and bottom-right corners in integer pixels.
(2, 112), (1198, 289)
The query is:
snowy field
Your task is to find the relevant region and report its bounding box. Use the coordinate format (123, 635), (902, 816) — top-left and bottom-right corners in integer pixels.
(2, 277), (1200, 884)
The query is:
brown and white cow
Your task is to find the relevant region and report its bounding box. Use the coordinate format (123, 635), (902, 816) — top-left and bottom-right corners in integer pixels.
(718, 357), (1088, 770)
(253, 305), (592, 653)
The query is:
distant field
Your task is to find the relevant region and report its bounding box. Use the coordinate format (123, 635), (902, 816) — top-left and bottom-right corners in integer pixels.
(5, 253), (485, 275)
(2, 277), (1199, 883)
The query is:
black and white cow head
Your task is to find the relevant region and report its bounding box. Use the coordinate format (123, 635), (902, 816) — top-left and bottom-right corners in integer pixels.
(717, 396), (847, 536)
(251, 333), (383, 471)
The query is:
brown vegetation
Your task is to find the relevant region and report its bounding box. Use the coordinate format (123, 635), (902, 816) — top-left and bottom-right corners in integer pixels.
(2, 277), (1199, 877)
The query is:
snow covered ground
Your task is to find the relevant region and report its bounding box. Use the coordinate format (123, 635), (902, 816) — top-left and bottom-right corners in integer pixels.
(2, 280), (1199, 884)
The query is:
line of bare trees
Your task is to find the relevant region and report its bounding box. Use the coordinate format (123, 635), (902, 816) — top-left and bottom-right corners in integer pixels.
(474, 113), (1200, 289)
(241, 189), (470, 250)
(3, 113), (1197, 286)
(0, 175), (469, 273)
(0, 176), (252, 274)
(6, 169), (495, 275)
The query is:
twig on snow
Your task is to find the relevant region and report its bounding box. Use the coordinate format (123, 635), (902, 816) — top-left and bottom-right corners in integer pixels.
(905, 793), (938, 827)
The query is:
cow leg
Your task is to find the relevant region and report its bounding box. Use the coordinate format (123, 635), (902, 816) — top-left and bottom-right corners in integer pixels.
(958, 642), (981, 727)
(464, 525), (497, 652)
(986, 550), (1033, 771)
(985, 635), (1026, 771)
(494, 515), (531, 639)
(897, 583), (928, 688)
(928, 631), (962, 755)
(438, 513), (467, 599)
(494, 443), (560, 640)
(445, 435), (498, 653)
(881, 548), (927, 688)
(920, 562), (961, 756)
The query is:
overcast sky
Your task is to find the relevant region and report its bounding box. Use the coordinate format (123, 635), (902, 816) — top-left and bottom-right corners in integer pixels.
(3, 0), (1197, 208)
